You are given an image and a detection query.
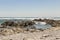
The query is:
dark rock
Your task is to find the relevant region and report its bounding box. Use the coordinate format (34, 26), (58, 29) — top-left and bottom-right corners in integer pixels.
(33, 19), (42, 21)
(10, 39), (12, 40)
(1, 20), (35, 28)
(33, 18), (60, 27)
(38, 28), (44, 31)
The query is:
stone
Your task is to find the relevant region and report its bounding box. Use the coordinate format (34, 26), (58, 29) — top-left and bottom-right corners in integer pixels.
(12, 27), (24, 33)
(1, 20), (35, 28)
(1, 29), (14, 35)
(23, 37), (34, 40)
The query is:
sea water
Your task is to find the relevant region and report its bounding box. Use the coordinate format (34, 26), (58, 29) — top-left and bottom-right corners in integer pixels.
(34, 22), (51, 29)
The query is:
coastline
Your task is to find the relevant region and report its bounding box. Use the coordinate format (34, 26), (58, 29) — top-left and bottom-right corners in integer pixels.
(0, 18), (60, 40)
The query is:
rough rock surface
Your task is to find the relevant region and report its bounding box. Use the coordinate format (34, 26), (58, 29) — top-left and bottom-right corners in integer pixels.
(0, 27), (60, 40)
(33, 18), (60, 27)
(1, 20), (35, 28)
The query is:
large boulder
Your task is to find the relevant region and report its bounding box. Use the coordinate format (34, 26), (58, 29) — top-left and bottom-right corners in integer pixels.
(1, 21), (17, 27)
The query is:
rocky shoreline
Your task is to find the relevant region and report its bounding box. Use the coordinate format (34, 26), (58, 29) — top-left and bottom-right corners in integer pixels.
(0, 19), (60, 40)
(33, 18), (60, 27)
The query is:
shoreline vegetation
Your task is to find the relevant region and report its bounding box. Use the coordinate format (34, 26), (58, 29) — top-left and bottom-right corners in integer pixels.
(0, 18), (60, 40)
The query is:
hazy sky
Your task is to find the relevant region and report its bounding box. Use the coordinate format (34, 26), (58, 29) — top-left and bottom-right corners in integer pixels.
(0, 0), (60, 17)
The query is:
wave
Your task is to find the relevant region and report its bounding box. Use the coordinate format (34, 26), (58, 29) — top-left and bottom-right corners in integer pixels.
(0, 17), (60, 20)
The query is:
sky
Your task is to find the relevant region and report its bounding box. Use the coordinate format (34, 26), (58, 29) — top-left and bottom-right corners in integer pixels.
(0, 0), (60, 17)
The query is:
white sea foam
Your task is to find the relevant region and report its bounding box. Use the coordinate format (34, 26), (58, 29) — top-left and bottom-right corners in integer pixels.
(40, 22), (46, 25)
(34, 21), (46, 25)
(0, 17), (60, 20)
